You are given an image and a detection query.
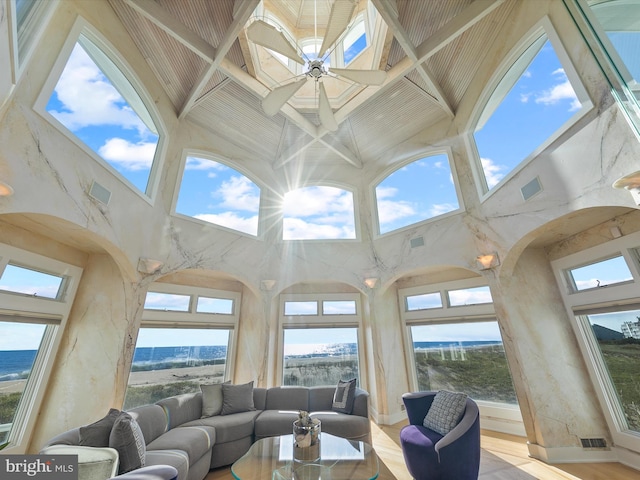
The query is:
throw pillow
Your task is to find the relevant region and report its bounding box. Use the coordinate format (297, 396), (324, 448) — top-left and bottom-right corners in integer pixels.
(79, 408), (121, 447)
(423, 390), (468, 436)
(109, 412), (146, 474)
(201, 382), (225, 418)
(221, 381), (256, 415)
(332, 378), (356, 414)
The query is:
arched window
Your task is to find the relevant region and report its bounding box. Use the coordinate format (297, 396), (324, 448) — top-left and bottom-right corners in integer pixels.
(43, 32), (161, 196)
(283, 186), (356, 240)
(175, 156), (261, 237)
(375, 152), (461, 235)
(473, 20), (590, 192)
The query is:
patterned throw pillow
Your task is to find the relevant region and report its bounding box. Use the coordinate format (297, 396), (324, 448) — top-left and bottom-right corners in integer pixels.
(423, 390), (468, 436)
(332, 378), (356, 414)
(109, 412), (146, 474)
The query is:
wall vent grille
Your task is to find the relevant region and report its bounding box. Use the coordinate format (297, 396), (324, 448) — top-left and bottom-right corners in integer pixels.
(580, 438), (607, 449)
(521, 176), (542, 201)
(410, 236), (424, 248)
(89, 181), (112, 205)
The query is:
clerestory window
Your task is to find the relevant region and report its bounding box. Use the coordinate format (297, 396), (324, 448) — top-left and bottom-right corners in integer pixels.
(375, 152), (461, 235)
(42, 31), (161, 197)
(473, 20), (590, 193)
(175, 155), (261, 236)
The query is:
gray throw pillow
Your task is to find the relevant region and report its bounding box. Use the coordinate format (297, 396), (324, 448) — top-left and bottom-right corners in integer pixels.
(221, 381), (255, 415)
(201, 383), (225, 418)
(109, 412), (146, 474)
(332, 378), (356, 414)
(79, 408), (121, 447)
(423, 390), (468, 436)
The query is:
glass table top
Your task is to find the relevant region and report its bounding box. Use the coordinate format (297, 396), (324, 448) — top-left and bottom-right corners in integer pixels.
(231, 432), (379, 480)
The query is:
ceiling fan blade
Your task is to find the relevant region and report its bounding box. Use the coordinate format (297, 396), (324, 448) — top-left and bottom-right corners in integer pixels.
(247, 20), (305, 65)
(262, 78), (307, 116)
(319, 0), (357, 58)
(329, 68), (387, 86)
(318, 82), (339, 132)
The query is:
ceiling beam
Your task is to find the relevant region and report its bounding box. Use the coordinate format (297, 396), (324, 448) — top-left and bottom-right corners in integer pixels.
(335, 0), (505, 123)
(179, 0), (260, 119)
(123, 0), (216, 61)
(371, 0), (454, 117)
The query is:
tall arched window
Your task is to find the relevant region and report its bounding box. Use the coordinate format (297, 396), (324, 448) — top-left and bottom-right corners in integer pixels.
(43, 31), (161, 197)
(472, 19), (591, 193)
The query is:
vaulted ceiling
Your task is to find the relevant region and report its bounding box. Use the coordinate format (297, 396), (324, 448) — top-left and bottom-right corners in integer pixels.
(108, 0), (514, 171)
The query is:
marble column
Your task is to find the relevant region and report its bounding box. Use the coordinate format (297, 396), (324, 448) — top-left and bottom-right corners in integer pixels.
(491, 248), (611, 461)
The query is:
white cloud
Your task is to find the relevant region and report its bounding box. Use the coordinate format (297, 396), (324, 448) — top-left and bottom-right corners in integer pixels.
(216, 176), (260, 213)
(185, 157), (227, 171)
(481, 157), (506, 189)
(98, 138), (157, 171)
(429, 203), (457, 217)
(283, 217), (354, 240)
(283, 186), (354, 218)
(535, 68), (581, 111)
(448, 288), (492, 306)
(48, 43), (147, 134)
(195, 212), (259, 235)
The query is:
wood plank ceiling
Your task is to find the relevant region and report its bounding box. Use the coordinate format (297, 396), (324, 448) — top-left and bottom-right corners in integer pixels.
(107, 0), (514, 172)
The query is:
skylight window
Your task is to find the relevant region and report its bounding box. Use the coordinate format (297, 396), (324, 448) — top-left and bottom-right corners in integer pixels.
(343, 18), (367, 64)
(176, 156), (260, 236)
(474, 30), (587, 191)
(566, 255), (633, 292)
(0, 264), (64, 299)
(45, 33), (159, 195)
(375, 153), (460, 235)
(283, 186), (356, 240)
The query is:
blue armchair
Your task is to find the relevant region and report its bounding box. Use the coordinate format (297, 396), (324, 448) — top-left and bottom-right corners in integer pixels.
(400, 391), (480, 480)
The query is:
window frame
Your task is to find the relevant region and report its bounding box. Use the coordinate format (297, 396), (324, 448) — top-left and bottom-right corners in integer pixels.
(372, 147), (464, 238)
(33, 17), (166, 204)
(551, 229), (640, 452)
(277, 293), (366, 389)
(399, 277), (524, 435)
(0, 243), (82, 453)
(467, 15), (593, 200)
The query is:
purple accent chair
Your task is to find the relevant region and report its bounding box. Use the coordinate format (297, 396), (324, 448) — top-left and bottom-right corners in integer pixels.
(400, 392), (480, 480)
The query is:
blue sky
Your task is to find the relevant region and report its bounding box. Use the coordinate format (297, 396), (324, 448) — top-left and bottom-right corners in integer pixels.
(0, 21), (614, 352)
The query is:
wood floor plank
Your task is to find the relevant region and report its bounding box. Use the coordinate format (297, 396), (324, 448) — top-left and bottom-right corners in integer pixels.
(204, 421), (640, 480)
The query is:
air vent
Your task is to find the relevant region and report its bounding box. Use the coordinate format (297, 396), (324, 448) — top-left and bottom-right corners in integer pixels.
(410, 236), (424, 248)
(521, 177), (542, 201)
(580, 438), (607, 449)
(89, 181), (111, 205)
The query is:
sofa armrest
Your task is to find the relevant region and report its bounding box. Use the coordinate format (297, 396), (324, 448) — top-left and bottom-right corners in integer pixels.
(114, 465), (178, 480)
(40, 444), (119, 480)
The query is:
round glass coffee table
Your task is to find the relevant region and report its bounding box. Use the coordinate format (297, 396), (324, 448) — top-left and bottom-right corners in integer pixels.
(231, 432), (379, 480)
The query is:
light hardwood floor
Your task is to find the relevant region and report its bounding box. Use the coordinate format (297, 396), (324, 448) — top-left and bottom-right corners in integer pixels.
(205, 420), (640, 480)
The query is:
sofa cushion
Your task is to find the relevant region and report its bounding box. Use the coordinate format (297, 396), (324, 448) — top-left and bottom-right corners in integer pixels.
(254, 410), (299, 438)
(127, 404), (168, 445)
(109, 412), (146, 474)
(201, 383), (225, 417)
(78, 408), (120, 447)
(156, 393), (202, 430)
(180, 410), (260, 444)
(221, 381), (256, 415)
(332, 379), (356, 414)
(264, 386), (310, 411)
(423, 390), (468, 436)
(400, 425), (443, 479)
(146, 426), (215, 465)
(310, 411), (370, 440)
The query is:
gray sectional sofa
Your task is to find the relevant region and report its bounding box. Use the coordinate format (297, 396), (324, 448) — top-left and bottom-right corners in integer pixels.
(42, 385), (370, 480)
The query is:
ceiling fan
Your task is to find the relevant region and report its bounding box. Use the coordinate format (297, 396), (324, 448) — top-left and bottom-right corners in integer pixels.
(246, 0), (387, 131)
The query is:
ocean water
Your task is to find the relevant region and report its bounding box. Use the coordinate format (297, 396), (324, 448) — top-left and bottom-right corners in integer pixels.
(0, 341), (501, 381)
